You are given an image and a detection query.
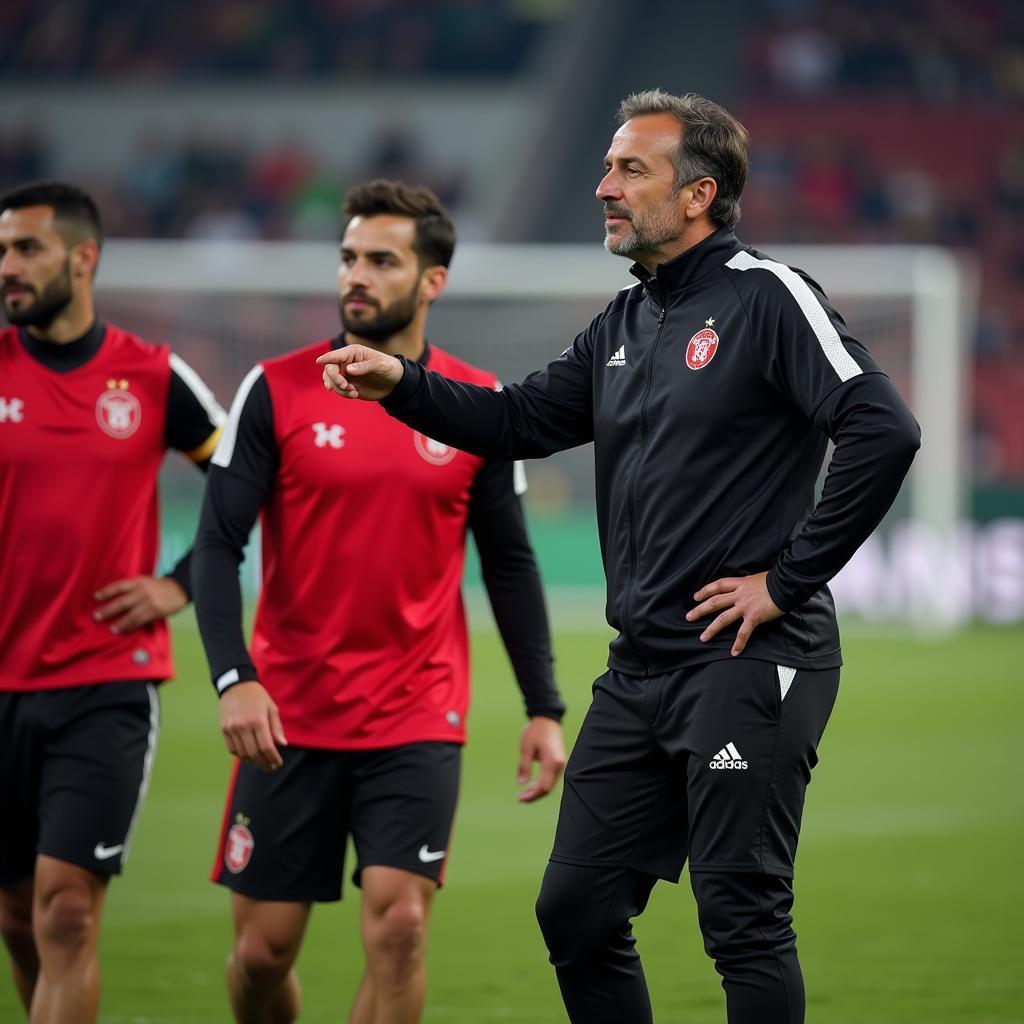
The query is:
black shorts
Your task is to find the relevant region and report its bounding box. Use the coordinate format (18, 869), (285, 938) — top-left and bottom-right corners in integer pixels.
(0, 681), (161, 886)
(211, 741), (461, 903)
(550, 660), (840, 881)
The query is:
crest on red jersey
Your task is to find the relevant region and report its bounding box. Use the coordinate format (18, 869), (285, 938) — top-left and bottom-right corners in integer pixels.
(96, 380), (142, 439)
(414, 432), (457, 466)
(225, 822), (254, 874)
(685, 328), (720, 371)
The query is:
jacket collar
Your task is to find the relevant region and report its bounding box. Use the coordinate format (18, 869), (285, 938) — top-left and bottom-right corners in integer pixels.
(629, 228), (741, 297)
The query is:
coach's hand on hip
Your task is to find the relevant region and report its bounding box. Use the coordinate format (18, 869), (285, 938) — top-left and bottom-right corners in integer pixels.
(219, 681), (288, 772)
(317, 345), (404, 401)
(687, 570), (783, 657)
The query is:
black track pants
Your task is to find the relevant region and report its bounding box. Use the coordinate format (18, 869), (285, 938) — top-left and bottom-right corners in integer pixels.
(536, 862), (803, 1023)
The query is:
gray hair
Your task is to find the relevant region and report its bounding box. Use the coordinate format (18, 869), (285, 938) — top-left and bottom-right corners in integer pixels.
(617, 89), (749, 230)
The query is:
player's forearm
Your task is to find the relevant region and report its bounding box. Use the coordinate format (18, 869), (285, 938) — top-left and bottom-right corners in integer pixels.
(192, 535), (258, 692)
(489, 574), (564, 720)
(472, 486), (564, 719)
(767, 374), (920, 611)
(479, 545), (564, 720)
(163, 549), (194, 602)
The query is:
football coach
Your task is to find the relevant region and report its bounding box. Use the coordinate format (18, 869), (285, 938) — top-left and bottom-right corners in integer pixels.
(318, 89), (920, 1023)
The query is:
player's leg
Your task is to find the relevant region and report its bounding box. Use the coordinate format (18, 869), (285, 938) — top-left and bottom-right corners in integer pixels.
(29, 681), (160, 1024)
(534, 671), (689, 1024)
(0, 878), (38, 1011)
(227, 894), (310, 1024)
(350, 867), (436, 1024)
(210, 747), (349, 1024)
(0, 691), (44, 1010)
(347, 742), (460, 1024)
(676, 660), (840, 1023)
(28, 856), (107, 1024)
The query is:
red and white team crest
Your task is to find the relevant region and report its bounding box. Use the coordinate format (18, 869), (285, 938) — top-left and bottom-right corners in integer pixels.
(96, 382), (142, 439)
(414, 432), (457, 466)
(224, 823), (255, 874)
(685, 328), (720, 371)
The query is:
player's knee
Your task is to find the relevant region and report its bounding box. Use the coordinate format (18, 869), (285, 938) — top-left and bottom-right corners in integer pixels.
(234, 927), (299, 989)
(34, 883), (97, 953)
(690, 871), (796, 968)
(368, 899), (427, 966)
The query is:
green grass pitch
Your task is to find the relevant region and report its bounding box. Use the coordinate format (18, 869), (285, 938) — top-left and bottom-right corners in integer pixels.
(1, 620), (1021, 1022)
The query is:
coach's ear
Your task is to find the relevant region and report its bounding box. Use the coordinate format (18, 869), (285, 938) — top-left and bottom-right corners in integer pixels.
(420, 264), (448, 306)
(683, 176), (717, 223)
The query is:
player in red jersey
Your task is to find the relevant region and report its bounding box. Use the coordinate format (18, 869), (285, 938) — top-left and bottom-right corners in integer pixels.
(192, 180), (566, 1024)
(0, 181), (224, 1023)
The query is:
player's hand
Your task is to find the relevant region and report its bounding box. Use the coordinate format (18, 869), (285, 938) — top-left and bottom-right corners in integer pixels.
(316, 345), (404, 401)
(93, 576), (189, 634)
(517, 716), (567, 803)
(219, 681), (288, 772)
(686, 570), (783, 657)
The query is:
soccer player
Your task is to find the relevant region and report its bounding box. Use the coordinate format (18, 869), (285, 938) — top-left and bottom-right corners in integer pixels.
(0, 181), (225, 1023)
(192, 179), (566, 1024)
(319, 92), (921, 1023)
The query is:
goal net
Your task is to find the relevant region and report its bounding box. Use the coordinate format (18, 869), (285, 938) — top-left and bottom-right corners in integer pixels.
(96, 240), (975, 631)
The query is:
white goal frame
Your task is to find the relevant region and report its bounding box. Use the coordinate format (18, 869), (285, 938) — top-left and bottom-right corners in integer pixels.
(100, 240), (976, 629)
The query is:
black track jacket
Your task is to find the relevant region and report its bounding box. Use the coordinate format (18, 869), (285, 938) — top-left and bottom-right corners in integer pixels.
(381, 229), (921, 676)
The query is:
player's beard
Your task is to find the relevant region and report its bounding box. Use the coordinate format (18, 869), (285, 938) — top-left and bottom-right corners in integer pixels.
(2, 257), (74, 329)
(603, 200), (683, 261)
(339, 283), (419, 344)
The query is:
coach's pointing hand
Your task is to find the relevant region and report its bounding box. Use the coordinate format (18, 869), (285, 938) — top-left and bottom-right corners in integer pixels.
(687, 570), (783, 657)
(220, 681), (288, 772)
(317, 345), (404, 401)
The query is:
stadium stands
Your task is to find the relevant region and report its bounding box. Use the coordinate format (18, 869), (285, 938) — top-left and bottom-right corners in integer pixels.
(1, 0), (1021, 489)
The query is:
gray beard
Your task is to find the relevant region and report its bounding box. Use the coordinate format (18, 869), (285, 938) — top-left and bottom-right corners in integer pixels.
(603, 204), (682, 261)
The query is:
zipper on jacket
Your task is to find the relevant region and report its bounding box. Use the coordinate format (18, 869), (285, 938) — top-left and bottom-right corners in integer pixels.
(620, 300), (668, 675)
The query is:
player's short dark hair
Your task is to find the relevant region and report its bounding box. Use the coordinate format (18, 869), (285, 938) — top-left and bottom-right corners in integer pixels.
(0, 180), (104, 249)
(616, 89), (749, 230)
(341, 180), (455, 269)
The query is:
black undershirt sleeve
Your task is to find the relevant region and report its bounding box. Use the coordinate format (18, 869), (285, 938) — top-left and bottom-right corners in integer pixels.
(468, 461), (565, 722)
(765, 372), (921, 611)
(192, 373), (279, 692)
(161, 359), (226, 600)
(164, 365), (224, 455)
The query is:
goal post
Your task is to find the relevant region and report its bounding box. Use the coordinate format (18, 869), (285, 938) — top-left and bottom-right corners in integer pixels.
(98, 240), (976, 631)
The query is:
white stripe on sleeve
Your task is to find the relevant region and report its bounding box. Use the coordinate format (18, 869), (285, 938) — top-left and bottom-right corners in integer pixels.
(213, 365), (265, 469)
(725, 251), (863, 383)
(170, 352), (227, 427)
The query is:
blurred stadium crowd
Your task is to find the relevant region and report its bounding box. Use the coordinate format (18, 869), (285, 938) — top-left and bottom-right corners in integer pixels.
(0, 0), (554, 78)
(1, 0), (1022, 492)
